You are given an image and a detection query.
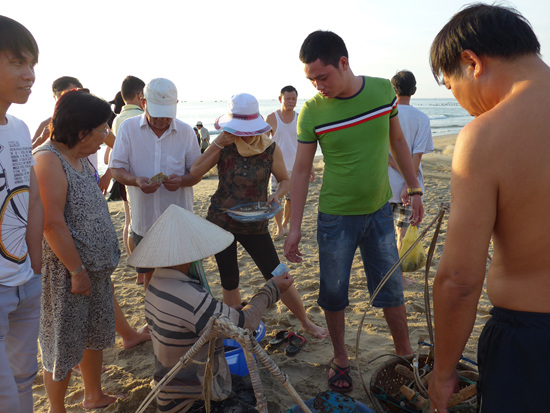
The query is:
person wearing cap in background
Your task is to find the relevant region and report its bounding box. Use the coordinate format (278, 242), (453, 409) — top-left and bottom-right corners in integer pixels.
(129, 204), (293, 412)
(110, 78), (201, 293)
(196, 121), (210, 153)
(191, 93), (328, 339)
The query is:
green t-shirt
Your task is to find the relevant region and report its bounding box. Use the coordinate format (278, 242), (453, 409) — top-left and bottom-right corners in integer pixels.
(298, 76), (398, 215)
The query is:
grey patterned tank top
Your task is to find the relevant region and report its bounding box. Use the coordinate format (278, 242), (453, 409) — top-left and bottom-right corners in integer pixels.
(34, 145), (120, 275)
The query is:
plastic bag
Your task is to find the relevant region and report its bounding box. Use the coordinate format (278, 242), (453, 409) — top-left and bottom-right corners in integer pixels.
(399, 225), (426, 272)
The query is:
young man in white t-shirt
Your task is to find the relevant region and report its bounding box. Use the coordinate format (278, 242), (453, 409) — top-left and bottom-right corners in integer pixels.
(0, 16), (44, 412)
(388, 70), (433, 251)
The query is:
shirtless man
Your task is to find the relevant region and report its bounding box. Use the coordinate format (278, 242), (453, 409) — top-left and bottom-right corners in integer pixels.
(427, 5), (550, 412)
(265, 85), (314, 237)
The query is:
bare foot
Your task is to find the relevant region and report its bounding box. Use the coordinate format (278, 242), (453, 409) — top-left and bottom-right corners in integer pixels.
(282, 226), (289, 235)
(122, 330), (151, 350)
(301, 319), (330, 339)
(136, 273), (144, 285)
(82, 393), (126, 410)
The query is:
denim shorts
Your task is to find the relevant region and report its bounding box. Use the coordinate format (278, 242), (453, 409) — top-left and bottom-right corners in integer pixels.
(317, 203), (404, 311)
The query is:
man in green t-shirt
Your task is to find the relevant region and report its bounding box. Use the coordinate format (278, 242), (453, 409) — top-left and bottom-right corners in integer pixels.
(284, 30), (424, 393)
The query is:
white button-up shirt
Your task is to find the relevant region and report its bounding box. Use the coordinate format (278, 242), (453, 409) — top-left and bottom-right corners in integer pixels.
(109, 114), (201, 236)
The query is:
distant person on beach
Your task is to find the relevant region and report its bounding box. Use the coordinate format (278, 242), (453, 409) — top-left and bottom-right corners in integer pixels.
(129, 204), (292, 413)
(428, 4), (550, 413)
(191, 93), (328, 339)
(265, 85), (315, 238)
(388, 70), (433, 251)
(0, 16), (43, 413)
(32, 76), (82, 149)
(110, 78), (201, 292)
(196, 121), (210, 153)
(284, 30), (423, 393)
(34, 90), (122, 411)
(105, 75), (145, 276)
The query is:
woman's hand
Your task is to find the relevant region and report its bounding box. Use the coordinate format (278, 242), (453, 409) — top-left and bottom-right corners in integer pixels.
(71, 270), (92, 296)
(214, 131), (236, 147)
(266, 193), (281, 206)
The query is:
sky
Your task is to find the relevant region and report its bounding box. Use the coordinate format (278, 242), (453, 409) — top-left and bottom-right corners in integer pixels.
(3, 0), (550, 132)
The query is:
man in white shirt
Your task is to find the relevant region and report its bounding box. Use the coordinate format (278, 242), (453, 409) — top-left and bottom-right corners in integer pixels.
(110, 78), (201, 290)
(388, 70), (433, 251)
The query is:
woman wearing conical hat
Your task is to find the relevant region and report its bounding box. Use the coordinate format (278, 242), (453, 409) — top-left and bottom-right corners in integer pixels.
(129, 204), (293, 412)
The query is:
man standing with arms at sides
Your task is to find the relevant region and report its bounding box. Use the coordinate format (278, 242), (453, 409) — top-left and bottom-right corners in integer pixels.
(428, 5), (550, 413)
(196, 121), (210, 153)
(0, 15), (44, 412)
(110, 78), (201, 293)
(266, 85), (315, 238)
(388, 70), (433, 252)
(284, 30), (423, 393)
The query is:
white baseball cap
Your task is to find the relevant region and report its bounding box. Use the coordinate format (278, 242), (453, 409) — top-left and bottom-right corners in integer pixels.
(144, 78), (178, 118)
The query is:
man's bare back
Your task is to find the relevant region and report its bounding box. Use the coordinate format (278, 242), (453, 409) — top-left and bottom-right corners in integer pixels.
(440, 55), (550, 314)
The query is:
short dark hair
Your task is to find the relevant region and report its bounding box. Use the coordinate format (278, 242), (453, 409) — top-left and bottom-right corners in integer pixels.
(52, 76), (83, 94)
(430, 3), (540, 84)
(0, 15), (38, 62)
(121, 75), (145, 102)
(280, 85), (298, 97)
(391, 71), (416, 97)
(299, 30), (348, 68)
(51, 90), (113, 149)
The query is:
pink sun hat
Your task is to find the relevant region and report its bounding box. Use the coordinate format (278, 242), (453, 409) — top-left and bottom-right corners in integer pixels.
(214, 93), (271, 136)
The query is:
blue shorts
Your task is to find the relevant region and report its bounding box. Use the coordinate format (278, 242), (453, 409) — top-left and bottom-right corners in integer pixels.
(477, 307), (550, 412)
(317, 203), (404, 312)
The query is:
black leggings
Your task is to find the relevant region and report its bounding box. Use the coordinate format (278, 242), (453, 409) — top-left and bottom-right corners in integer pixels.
(215, 232), (280, 291)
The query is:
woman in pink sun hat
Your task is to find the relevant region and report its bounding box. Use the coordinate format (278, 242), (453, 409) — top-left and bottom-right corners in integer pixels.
(191, 93), (328, 339)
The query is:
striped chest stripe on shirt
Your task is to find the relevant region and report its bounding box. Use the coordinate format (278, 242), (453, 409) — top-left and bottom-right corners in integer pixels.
(314, 99), (397, 135)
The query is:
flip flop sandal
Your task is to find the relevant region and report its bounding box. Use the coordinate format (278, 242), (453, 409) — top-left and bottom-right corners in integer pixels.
(268, 330), (290, 347)
(285, 332), (306, 356)
(328, 359), (353, 393)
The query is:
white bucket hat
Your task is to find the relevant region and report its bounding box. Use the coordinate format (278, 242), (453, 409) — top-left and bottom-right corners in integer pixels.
(127, 204), (234, 268)
(214, 93), (271, 136)
(144, 78), (178, 118)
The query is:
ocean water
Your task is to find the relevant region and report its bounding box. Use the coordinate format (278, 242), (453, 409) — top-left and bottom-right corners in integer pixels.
(98, 98), (471, 175)
(175, 97), (473, 138)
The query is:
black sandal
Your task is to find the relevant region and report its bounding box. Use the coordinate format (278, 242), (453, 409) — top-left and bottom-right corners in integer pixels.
(328, 359), (353, 393)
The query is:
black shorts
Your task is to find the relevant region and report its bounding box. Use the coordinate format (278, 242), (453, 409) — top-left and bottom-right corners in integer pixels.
(477, 306), (550, 412)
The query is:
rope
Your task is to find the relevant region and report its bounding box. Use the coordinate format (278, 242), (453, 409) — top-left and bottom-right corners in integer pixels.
(355, 203), (450, 408)
(135, 314), (312, 413)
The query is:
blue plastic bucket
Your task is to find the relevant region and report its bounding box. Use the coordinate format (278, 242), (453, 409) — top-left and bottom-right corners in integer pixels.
(223, 321), (266, 376)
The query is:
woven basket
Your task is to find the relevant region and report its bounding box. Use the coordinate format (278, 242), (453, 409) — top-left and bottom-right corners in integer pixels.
(369, 354), (477, 413)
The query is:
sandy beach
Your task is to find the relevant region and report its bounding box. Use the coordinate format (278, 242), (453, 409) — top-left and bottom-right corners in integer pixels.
(31, 133), (491, 412)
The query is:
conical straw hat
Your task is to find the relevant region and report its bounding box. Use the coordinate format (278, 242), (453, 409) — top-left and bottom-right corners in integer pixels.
(127, 204), (234, 268)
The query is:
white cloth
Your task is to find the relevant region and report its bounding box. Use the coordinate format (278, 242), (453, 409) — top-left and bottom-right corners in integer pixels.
(0, 115), (35, 286)
(109, 114), (201, 236)
(388, 104), (434, 203)
(271, 111), (298, 172)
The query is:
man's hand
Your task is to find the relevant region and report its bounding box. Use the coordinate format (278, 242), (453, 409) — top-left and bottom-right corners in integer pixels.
(137, 177), (161, 194)
(284, 230), (303, 263)
(70, 270), (91, 296)
(409, 194), (424, 226)
(400, 185), (410, 205)
(163, 175), (184, 191)
(272, 272), (293, 293)
(428, 370), (460, 413)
